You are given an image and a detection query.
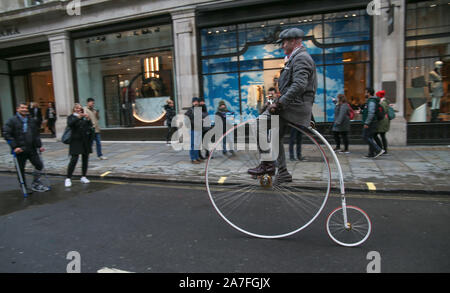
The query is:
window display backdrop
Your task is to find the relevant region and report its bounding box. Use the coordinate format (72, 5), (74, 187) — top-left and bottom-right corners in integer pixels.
(74, 24), (174, 128)
(200, 10), (371, 123)
(405, 0), (450, 122)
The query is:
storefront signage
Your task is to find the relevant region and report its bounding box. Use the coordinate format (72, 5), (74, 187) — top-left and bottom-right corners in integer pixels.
(0, 27), (20, 38)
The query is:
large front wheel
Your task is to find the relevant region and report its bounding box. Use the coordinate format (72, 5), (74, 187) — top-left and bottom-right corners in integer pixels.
(205, 120), (332, 239)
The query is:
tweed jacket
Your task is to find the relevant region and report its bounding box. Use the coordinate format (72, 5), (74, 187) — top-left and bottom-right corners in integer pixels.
(278, 46), (317, 127)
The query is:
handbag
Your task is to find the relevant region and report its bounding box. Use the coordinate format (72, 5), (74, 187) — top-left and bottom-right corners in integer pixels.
(62, 126), (72, 144)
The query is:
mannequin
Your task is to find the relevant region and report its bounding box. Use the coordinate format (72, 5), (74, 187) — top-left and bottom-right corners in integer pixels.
(429, 61), (444, 122)
(121, 80), (135, 127)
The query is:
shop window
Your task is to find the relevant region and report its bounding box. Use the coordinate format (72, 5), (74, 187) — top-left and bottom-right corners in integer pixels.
(74, 24), (175, 128)
(200, 9), (371, 123)
(405, 0), (450, 123)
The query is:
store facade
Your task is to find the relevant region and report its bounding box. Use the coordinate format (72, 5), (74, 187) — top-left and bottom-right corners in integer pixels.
(0, 0), (448, 144)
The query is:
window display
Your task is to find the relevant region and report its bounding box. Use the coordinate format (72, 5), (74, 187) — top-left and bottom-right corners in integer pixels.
(405, 0), (450, 122)
(200, 10), (371, 123)
(74, 24), (174, 128)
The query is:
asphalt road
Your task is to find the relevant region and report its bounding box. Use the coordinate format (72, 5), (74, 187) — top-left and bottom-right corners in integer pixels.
(0, 172), (449, 274)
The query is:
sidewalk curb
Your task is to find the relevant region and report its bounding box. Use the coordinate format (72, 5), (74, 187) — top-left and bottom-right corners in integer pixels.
(1, 168), (449, 197)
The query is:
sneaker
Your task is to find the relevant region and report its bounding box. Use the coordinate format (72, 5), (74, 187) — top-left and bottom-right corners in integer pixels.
(32, 182), (50, 192)
(297, 156), (307, 161)
(80, 177), (90, 184)
(99, 156), (108, 160)
(363, 155), (374, 159)
(191, 160), (201, 164)
(374, 149), (385, 159)
(343, 150), (350, 154)
(333, 147), (341, 152)
(65, 178), (72, 187)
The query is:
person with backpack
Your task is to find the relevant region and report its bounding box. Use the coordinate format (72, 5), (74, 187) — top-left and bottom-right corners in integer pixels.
(332, 94), (351, 154)
(361, 88), (384, 159)
(374, 90), (390, 155)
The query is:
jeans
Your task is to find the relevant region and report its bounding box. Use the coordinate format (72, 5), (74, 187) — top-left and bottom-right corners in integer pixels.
(67, 154), (89, 178)
(189, 130), (201, 161)
(289, 127), (303, 158)
(91, 133), (103, 158)
(362, 123), (382, 156)
(16, 150), (43, 187)
(333, 131), (349, 151)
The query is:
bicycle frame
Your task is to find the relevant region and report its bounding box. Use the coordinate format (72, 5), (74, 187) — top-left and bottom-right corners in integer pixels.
(307, 126), (349, 229)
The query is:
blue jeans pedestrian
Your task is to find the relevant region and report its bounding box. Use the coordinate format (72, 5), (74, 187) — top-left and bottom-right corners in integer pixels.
(190, 130), (201, 161)
(362, 123), (381, 157)
(91, 133), (103, 158)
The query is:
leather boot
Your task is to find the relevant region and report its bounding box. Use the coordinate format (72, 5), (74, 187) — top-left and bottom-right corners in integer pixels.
(247, 161), (276, 176)
(275, 167), (292, 184)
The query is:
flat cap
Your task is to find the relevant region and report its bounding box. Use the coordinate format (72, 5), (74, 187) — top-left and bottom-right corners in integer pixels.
(276, 28), (305, 43)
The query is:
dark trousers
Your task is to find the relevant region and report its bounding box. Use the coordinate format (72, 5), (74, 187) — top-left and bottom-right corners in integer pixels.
(16, 150), (43, 187)
(166, 126), (177, 142)
(47, 118), (56, 135)
(67, 154), (89, 178)
(289, 127), (303, 158)
(374, 132), (388, 152)
(362, 123), (382, 157)
(333, 131), (349, 151)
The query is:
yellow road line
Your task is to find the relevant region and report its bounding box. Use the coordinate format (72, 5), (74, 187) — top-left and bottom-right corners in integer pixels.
(218, 177), (227, 184)
(366, 182), (376, 191)
(100, 171), (112, 178)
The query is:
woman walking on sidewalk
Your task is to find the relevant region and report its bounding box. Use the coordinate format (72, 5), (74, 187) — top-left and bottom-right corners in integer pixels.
(65, 103), (94, 187)
(332, 94), (351, 153)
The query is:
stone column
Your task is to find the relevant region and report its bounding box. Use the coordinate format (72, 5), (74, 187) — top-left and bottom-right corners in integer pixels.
(48, 32), (75, 139)
(372, 0), (407, 146)
(171, 8), (200, 112)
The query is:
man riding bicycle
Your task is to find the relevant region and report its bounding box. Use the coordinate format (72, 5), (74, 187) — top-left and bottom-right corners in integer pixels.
(247, 28), (317, 183)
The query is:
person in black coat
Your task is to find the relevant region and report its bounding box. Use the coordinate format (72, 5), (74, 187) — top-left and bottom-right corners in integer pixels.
(164, 99), (176, 144)
(29, 102), (43, 129)
(65, 103), (94, 187)
(215, 100), (234, 155)
(45, 102), (57, 137)
(3, 102), (49, 192)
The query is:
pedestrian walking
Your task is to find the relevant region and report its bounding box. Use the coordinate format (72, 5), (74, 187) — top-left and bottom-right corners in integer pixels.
(373, 90), (390, 155)
(29, 102), (43, 130)
(84, 98), (107, 160)
(45, 102), (57, 137)
(332, 94), (351, 154)
(184, 97), (203, 164)
(215, 100), (235, 155)
(361, 88), (384, 159)
(164, 99), (177, 145)
(198, 97), (211, 160)
(3, 102), (49, 193)
(65, 103), (94, 187)
(247, 27), (317, 184)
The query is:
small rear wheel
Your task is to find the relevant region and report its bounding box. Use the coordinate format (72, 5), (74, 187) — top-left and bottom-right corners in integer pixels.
(326, 205), (372, 247)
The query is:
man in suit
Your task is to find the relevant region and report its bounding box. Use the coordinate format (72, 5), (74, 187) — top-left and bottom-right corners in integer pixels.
(247, 28), (317, 183)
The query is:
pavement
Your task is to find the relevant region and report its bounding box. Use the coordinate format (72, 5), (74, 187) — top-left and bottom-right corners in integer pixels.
(0, 139), (449, 195)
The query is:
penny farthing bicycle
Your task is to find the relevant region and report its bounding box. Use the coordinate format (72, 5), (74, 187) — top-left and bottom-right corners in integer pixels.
(205, 119), (371, 247)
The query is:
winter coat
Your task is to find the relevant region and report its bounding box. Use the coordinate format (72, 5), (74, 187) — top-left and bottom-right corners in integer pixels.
(3, 114), (42, 153)
(332, 103), (351, 132)
(376, 100), (390, 133)
(164, 104), (176, 127)
(184, 106), (207, 130)
(67, 114), (94, 155)
(278, 46), (317, 127)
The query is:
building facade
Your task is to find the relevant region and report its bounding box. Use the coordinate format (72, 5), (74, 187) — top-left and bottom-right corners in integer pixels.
(0, 0), (448, 144)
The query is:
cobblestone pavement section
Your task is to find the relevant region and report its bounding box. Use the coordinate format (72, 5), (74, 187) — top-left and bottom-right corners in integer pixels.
(0, 140), (449, 194)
